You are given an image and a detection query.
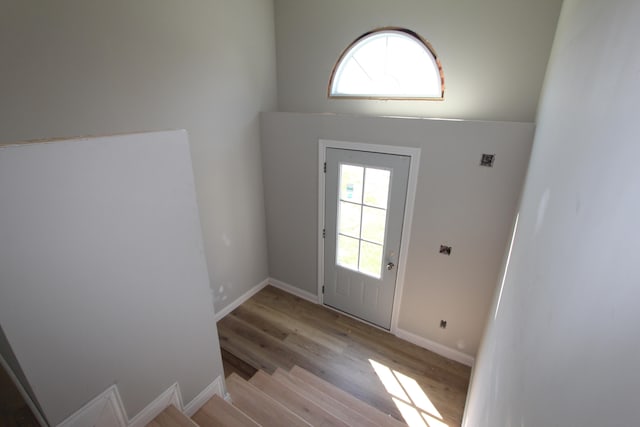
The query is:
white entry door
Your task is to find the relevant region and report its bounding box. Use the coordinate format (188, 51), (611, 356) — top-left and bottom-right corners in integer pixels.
(323, 148), (410, 330)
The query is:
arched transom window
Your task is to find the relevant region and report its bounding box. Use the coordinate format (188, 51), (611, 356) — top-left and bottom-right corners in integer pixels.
(329, 28), (444, 100)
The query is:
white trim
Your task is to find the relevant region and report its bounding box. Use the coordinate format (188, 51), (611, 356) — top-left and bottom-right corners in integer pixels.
(389, 145), (420, 335)
(183, 376), (225, 417)
(56, 376), (224, 427)
(127, 383), (182, 427)
(0, 353), (49, 426)
(268, 277), (319, 303)
(395, 328), (475, 367)
(214, 279), (269, 322)
(317, 139), (421, 333)
(103, 387), (129, 427)
(57, 385), (127, 427)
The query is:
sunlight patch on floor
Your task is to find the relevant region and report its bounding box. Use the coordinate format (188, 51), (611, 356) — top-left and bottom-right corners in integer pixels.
(369, 359), (448, 427)
(422, 412), (449, 427)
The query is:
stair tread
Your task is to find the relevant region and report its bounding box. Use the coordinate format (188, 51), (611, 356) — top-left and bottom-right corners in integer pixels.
(289, 365), (407, 427)
(249, 370), (350, 427)
(226, 372), (311, 427)
(192, 394), (260, 427)
(273, 368), (379, 427)
(147, 405), (198, 427)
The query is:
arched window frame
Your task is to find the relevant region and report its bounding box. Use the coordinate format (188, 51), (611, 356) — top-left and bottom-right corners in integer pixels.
(328, 27), (445, 101)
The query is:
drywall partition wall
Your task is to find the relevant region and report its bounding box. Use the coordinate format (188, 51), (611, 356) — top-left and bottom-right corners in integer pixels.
(0, 0), (277, 316)
(463, 1), (640, 425)
(274, 0), (563, 122)
(0, 131), (224, 425)
(260, 112), (534, 358)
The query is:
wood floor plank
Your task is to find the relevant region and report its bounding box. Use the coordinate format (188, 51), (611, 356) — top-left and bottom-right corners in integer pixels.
(340, 344), (469, 419)
(225, 298), (406, 419)
(218, 315), (283, 372)
(272, 368), (380, 427)
(253, 286), (467, 379)
(219, 296), (402, 421)
(267, 286), (472, 400)
(282, 331), (401, 416)
(219, 314), (318, 373)
(284, 306), (469, 415)
(289, 365), (407, 427)
(147, 405), (198, 427)
(218, 285), (471, 426)
(192, 394), (260, 427)
(226, 373), (311, 427)
(240, 299), (348, 353)
(258, 286), (469, 387)
(249, 370), (350, 427)
(221, 348), (257, 380)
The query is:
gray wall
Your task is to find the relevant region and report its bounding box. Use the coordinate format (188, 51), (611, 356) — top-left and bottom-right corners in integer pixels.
(0, 131), (224, 425)
(274, 0), (562, 122)
(463, 1), (640, 425)
(261, 112), (534, 357)
(0, 0), (277, 314)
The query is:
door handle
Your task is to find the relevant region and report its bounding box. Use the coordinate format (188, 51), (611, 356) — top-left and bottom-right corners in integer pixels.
(386, 262), (395, 271)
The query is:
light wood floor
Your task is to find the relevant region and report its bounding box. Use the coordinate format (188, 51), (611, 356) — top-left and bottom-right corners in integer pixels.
(218, 285), (471, 427)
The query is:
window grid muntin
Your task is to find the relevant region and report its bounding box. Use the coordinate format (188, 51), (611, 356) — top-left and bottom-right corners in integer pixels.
(336, 163), (391, 279)
(329, 27), (445, 100)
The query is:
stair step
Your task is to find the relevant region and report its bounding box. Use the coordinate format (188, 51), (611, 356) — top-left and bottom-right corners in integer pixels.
(192, 394), (260, 427)
(249, 370), (350, 427)
(226, 372), (311, 427)
(289, 365), (407, 427)
(273, 368), (379, 427)
(147, 405), (198, 427)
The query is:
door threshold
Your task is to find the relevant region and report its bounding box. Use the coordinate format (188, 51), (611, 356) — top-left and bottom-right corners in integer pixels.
(322, 303), (391, 333)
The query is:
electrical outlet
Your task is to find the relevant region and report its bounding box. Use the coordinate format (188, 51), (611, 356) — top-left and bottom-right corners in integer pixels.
(480, 153), (495, 167)
(440, 320), (447, 329)
(439, 245), (452, 256)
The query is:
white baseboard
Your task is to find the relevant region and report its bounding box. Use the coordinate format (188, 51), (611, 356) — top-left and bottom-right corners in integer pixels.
(57, 385), (128, 427)
(0, 354), (49, 427)
(213, 278), (318, 322)
(268, 277), (319, 303)
(214, 279), (269, 322)
(183, 376), (224, 417)
(56, 376), (223, 427)
(264, 278), (471, 367)
(128, 383), (182, 427)
(395, 328), (475, 367)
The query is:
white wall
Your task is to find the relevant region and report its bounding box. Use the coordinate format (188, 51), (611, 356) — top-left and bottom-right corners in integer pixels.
(0, 131), (224, 425)
(274, 0), (562, 122)
(463, 1), (640, 425)
(0, 0), (277, 314)
(261, 112), (534, 358)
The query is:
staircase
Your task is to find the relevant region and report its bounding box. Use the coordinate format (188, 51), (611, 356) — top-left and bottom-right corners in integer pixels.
(146, 365), (406, 427)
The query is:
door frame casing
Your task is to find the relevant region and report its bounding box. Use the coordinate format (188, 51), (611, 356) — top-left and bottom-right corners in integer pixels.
(318, 139), (421, 334)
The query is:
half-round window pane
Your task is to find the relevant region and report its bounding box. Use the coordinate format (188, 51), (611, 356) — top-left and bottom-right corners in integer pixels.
(329, 28), (444, 100)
